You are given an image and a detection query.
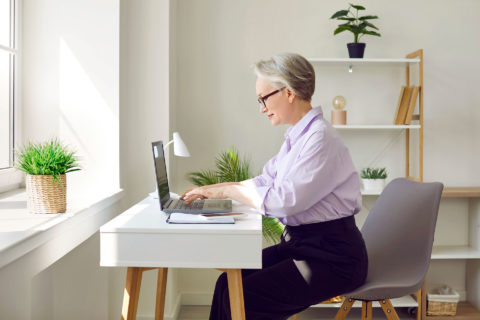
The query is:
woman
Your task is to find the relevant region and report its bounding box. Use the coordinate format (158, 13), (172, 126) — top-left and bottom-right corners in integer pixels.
(181, 53), (368, 320)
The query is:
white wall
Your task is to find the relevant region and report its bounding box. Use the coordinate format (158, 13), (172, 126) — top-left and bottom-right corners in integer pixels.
(172, 0), (480, 192)
(170, 0), (480, 307)
(22, 0), (119, 197)
(15, 0), (121, 319)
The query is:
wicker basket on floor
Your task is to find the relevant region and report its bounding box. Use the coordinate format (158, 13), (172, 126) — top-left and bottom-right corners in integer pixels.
(427, 300), (458, 316)
(427, 286), (459, 316)
(26, 174), (67, 214)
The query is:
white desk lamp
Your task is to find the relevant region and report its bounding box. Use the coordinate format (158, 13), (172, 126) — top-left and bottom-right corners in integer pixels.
(151, 132), (190, 199)
(163, 132), (191, 157)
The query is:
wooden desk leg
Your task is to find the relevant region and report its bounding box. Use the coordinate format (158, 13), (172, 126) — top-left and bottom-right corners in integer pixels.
(226, 269), (246, 320)
(155, 268), (168, 320)
(122, 267), (143, 320)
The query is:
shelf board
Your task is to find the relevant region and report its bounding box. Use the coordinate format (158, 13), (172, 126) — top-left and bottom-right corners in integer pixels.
(442, 187), (480, 198)
(333, 124), (421, 130)
(431, 246), (480, 259)
(308, 57), (420, 66)
(311, 295), (418, 308)
(427, 301), (480, 320)
(361, 190), (381, 196)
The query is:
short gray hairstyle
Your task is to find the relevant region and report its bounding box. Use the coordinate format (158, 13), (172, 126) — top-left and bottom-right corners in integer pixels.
(254, 53), (315, 102)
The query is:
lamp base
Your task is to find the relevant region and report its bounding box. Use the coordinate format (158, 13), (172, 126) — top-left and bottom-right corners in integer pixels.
(331, 110), (347, 125)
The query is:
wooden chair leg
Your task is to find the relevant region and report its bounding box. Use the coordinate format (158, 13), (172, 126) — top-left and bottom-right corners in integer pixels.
(361, 301), (372, 320)
(334, 298), (355, 320)
(154, 268), (168, 320)
(421, 282), (427, 320)
(122, 267), (143, 320)
(379, 299), (400, 320)
(226, 269), (246, 320)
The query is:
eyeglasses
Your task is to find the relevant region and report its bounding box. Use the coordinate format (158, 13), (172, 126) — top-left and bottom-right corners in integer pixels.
(257, 86), (286, 109)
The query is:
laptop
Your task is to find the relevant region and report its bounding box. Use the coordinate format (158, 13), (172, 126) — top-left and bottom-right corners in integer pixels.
(152, 141), (233, 214)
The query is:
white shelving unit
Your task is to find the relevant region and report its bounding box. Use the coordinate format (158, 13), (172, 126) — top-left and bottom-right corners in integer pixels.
(333, 124), (421, 130)
(308, 57), (420, 67)
(431, 245), (480, 260)
(306, 51), (480, 319)
(307, 50), (426, 316)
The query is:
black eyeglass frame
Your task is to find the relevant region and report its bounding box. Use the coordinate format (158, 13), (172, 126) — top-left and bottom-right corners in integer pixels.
(257, 86), (286, 108)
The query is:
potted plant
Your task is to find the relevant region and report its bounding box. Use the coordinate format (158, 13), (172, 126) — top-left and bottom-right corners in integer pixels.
(15, 139), (80, 213)
(330, 3), (381, 58)
(187, 148), (284, 244)
(361, 167), (387, 193)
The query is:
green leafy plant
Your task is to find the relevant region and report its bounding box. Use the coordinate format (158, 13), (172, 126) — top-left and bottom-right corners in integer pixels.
(330, 3), (381, 43)
(361, 167), (387, 180)
(187, 148), (284, 244)
(15, 139), (81, 185)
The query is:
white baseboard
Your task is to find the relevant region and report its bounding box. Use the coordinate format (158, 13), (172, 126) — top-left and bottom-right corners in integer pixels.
(137, 291), (182, 320)
(181, 292), (213, 305)
(136, 292), (211, 320)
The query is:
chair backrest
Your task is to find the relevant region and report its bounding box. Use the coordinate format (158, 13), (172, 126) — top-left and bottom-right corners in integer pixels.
(361, 178), (444, 289)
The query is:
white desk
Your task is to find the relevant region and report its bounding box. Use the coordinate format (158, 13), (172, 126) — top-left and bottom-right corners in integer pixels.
(100, 196), (262, 320)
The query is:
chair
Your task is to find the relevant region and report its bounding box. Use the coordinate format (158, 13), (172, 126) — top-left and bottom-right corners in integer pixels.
(334, 178), (444, 320)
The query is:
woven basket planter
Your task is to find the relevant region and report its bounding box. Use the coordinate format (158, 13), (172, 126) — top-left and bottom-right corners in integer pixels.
(26, 174), (67, 214)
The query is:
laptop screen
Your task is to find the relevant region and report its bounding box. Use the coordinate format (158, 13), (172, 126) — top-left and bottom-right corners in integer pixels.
(152, 141), (170, 208)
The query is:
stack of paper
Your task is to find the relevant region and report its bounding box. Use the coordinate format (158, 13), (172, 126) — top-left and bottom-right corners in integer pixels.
(167, 213), (234, 224)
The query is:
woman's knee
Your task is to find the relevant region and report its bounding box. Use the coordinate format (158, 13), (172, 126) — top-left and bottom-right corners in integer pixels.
(215, 272), (228, 291)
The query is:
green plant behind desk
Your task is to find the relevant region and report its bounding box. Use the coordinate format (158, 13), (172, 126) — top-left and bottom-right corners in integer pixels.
(187, 148), (284, 244)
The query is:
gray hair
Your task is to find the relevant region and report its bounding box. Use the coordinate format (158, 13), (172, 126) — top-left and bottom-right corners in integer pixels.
(253, 53), (315, 102)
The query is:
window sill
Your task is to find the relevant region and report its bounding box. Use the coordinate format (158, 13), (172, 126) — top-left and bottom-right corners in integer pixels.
(0, 187), (124, 268)
(0, 168), (23, 193)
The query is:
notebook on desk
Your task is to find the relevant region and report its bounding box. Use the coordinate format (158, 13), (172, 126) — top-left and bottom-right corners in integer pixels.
(151, 140), (233, 214)
(166, 212), (234, 224)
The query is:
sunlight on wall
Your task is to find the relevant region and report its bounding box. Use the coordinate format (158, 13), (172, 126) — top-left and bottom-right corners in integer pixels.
(59, 38), (118, 194)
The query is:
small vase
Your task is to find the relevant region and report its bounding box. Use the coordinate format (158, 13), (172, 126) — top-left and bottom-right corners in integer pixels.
(26, 174), (67, 213)
(362, 178), (386, 193)
(347, 43), (366, 58)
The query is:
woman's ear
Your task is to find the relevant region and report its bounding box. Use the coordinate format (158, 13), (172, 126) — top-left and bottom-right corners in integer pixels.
(286, 88), (296, 103)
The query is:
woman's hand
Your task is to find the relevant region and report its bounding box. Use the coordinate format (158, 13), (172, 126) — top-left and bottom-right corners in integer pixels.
(181, 186), (227, 204)
(180, 184), (229, 204)
(180, 182), (260, 210)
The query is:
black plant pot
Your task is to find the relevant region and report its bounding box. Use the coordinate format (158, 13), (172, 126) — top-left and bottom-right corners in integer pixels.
(347, 43), (366, 58)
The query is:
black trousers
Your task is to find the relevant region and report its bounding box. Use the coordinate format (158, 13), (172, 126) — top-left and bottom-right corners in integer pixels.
(209, 215), (368, 320)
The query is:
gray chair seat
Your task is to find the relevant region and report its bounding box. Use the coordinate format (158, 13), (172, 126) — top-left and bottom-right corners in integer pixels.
(335, 178), (444, 320)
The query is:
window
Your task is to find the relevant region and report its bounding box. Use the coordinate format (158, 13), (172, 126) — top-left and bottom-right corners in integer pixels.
(0, 0), (20, 192)
(0, 0), (16, 170)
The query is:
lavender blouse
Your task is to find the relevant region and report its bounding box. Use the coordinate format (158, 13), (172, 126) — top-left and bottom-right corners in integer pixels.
(246, 106), (362, 226)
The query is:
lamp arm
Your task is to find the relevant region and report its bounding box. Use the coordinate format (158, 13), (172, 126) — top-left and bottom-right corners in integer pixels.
(163, 139), (174, 151)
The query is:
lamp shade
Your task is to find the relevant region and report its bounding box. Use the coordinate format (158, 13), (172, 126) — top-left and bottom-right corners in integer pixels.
(172, 132), (191, 157)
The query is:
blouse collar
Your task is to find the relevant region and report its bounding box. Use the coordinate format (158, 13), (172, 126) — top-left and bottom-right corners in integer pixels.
(284, 106), (323, 145)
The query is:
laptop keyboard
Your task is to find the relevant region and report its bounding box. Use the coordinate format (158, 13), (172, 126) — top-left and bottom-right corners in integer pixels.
(167, 199), (205, 212)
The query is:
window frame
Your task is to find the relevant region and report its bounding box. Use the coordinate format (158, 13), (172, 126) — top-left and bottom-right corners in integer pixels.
(0, 0), (22, 193)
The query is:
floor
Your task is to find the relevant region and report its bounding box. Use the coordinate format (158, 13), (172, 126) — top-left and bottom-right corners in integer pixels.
(177, 305), (416, 319)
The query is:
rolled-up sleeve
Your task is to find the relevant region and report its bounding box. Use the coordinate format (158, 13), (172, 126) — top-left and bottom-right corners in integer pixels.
(253, 131), (339, 218)
(241, 155), (277, 213)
